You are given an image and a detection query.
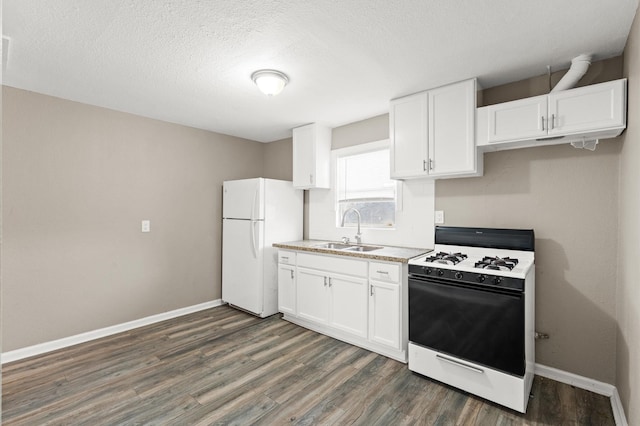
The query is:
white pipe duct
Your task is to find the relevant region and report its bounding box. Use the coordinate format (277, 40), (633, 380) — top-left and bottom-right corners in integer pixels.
(551, 54), (592, 92)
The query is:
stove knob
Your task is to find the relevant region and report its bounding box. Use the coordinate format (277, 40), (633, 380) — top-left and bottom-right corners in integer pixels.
(425, 267), (433, 275)
(454, 272), (463, 280)
(437, 269), (444, 277)
(477, 275), (486, 283)
(493, 276), (503, 285)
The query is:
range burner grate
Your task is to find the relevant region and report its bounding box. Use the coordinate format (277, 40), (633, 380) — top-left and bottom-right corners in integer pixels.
(474, 256), (519, 271)
(424, 252), (468, 265)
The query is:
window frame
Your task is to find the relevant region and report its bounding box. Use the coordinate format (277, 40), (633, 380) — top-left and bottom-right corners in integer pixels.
(332, 139), (402, 231)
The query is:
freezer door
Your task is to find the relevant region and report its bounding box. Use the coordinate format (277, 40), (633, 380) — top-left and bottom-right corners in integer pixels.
(223, 178), (265, 220)
(222, 219), (264, 315)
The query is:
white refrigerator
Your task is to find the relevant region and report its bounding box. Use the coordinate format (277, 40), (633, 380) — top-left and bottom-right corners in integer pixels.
(222, 178), (303, 317)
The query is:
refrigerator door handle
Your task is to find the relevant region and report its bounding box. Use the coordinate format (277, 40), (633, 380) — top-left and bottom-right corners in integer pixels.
(251, 186), (259, 222)
(250, 220), (258, 258)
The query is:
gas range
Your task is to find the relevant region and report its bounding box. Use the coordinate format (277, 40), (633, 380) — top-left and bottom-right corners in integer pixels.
(408, 226), (536, 413)
(409, 244), (535, 288)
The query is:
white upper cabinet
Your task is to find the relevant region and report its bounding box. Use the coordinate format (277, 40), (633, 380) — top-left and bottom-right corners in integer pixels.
(292, 123), (331, 189)
(390, 79), (481, 179)
(390, 92), (429, 178)
(478, 79), (627, 149)
(487, 95), (548, 143)
(548, 79), (626, 135)
(428, 79), (477, 177)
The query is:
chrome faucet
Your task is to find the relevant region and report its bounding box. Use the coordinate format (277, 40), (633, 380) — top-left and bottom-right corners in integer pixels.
(341, 208), (362, 244)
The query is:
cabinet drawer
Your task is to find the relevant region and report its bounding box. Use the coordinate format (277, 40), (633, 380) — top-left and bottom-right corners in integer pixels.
(278, 250), (296, 265)
(369, 262), (400, 283)
(297, 252), (367, 277)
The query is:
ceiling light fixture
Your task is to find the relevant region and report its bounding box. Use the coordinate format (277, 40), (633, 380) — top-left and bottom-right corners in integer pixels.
(251, 69), (289, 96)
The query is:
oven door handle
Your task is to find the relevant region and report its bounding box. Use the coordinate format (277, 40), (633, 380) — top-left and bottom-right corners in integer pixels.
(436, 354), (484, 374)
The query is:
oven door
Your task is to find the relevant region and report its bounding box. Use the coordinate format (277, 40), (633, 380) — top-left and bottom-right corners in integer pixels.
(409, 275), (525, 376)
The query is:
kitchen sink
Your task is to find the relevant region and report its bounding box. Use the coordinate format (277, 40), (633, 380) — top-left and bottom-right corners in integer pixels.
(314, 242), (383, 252)
(314, 242), (354, 250)
(344, 245), (383, 252)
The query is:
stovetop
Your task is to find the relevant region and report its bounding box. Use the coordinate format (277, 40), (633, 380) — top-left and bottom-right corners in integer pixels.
(410, 244), (534, 279)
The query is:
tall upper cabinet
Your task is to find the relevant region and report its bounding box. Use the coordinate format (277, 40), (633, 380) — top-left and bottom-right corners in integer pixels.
(390, 78), (482, 179)
(292, 123), (331, 189)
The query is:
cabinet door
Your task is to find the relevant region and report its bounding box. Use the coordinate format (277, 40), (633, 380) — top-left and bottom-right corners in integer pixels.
(548, 79), (626, 135)
(428, 79), (476, 176)
(277, 264), (296, 315)
(292, 124), (331, 189)
(369, 280), (400, 349)
(292, 125), (315, 188)
(487, 95), (548, 143)
(390, 92), (429, 179)
(296, 267), (329, 324)
(329, 274), (368, 338)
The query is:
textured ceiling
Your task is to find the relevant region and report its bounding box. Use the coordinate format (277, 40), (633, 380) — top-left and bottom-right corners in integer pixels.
(3, 0), (639, 142)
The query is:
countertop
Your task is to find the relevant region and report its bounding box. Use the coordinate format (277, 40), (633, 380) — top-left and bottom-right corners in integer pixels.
(272, 240), (433, 263)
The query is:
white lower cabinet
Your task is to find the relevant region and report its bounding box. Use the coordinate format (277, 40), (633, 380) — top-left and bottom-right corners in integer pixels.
(277, 263), (296, 315)
(277, 251), (297, 315)
(278, 250), (407, 362)
(296, 267), (368, 339)
(296, 267), (330, 324)
(369, 280), (400, 349)
(329, 274), (368, 339)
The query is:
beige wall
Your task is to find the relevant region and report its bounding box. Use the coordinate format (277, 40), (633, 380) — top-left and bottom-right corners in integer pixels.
(2, 87), (265, 351)
(332, 114), (389, 149)
(263, 137), (293, 181)
(617, 9), (640, 424)
(482, 56), (623, 105)
(436, 59), (624, 384)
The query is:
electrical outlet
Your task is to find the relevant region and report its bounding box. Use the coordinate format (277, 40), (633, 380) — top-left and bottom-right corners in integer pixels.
(141, 220), (151, 232)
(434, 210), (445, 224)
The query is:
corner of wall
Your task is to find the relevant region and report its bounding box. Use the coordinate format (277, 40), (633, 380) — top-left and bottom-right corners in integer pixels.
(616, 5), (640, 425)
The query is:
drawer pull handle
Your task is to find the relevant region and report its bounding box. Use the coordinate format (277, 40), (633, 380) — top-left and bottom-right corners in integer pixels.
(376, 270), (389, 274)
(436, 354), (484, 374)
(281, 256), (289, 260)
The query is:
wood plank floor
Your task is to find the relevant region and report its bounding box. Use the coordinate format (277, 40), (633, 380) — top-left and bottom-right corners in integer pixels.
(2, 306), (615, 425)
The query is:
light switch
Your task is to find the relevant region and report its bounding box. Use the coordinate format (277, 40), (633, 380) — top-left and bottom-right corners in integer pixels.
(435, 210), (445, 224)
(141, 220), (151, 232)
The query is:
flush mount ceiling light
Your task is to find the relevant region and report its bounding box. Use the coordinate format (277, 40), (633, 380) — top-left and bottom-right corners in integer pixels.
(251, 69), (289, 96)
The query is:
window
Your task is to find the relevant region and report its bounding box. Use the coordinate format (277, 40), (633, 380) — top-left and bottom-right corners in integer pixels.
(335, 141), (399, 229)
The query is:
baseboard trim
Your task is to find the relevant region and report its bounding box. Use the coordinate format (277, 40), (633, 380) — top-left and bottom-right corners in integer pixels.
(610, 387), (629, 426)
(535, 363), (628, 426)
(1, 299), (224, 364)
